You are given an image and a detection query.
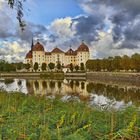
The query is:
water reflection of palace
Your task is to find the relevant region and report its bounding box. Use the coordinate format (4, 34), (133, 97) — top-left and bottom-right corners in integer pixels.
(26, 79), (88, 96)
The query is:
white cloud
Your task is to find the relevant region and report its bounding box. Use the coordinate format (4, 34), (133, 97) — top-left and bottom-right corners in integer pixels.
(49, 17), (75, 38)
(0, 41), (29, 62)
(44, 17), (77, 50)
(92, 33), (140, 59)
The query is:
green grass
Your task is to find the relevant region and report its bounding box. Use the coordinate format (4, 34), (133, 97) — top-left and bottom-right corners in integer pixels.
(0, 91), (140, 140)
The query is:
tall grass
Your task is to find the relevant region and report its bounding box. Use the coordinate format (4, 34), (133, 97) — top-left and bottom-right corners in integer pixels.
(0, 91), (140, 140)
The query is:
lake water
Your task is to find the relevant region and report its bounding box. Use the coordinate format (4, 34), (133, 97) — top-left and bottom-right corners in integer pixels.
(0, 78), (140, 110)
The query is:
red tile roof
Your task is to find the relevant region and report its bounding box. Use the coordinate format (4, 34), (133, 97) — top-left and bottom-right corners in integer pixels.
(25, 50), (32, 59)
(32, 42), (44, 51)
(65, 48), (77, 55)
(51, 47), (64, 53)
(77, 42), (89, 52)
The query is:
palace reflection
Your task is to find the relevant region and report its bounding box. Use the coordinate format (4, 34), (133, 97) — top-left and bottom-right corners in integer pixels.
(26, 79), (88, 97)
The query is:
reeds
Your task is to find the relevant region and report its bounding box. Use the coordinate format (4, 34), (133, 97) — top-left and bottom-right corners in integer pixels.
(0, 91), (140, 140)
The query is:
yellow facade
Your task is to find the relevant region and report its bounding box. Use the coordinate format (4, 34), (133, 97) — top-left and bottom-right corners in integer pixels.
(25, 41), (90, 71)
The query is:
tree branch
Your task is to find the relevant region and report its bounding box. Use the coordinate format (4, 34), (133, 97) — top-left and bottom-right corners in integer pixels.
(8, 0), (26, 30)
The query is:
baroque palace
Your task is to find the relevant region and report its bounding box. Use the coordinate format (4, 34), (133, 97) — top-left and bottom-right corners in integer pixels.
(25, 40), (90, 71)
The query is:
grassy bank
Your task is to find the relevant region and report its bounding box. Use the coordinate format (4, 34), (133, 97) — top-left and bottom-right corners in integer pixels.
(0, 91), (140, 140)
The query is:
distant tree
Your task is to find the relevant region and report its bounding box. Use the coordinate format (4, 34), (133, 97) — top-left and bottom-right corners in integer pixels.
(113, 56), (122, 71)
(41, 63), (46, 71)
(56, 63), (61, 71)
(120, 55), (131, 71)
(0, 60), (5, 71)
(48, 63), (55, 71)
(100, 59), (108, 71)
(131, 53), (140, 72)
(4, 63), (12, 72)
(85, 54), (140, 72)
(80, 63), (85, 71)
(34, 62), (38, 72)
(105, 57), (114, 72)
(75, 65), (79, 71)
(0, 60), (16, 72)
(69, 63), (73, 72)
(86, 60), (94, 71)
(16, 62), (22, 70)
(95, 59), (101, 71)
(24, 63), (31, 71)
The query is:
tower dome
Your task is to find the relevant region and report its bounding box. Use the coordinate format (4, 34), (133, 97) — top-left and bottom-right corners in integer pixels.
(32, 42), (44, 51)
(77, 42), (89, 52)
(25, 50), (32, 59)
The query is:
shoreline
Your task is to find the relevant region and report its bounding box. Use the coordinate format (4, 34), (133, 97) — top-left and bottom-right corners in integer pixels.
(86, 72), (140, 85)
(0, 72), (140, 85)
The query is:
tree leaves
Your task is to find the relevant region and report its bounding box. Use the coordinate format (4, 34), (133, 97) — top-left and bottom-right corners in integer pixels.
(8, 0), (26, 31)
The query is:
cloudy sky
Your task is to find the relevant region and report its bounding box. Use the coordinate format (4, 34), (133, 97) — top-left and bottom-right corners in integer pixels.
(0, 0), (140, 62)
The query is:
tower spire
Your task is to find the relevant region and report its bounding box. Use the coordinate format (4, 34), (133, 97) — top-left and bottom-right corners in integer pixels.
(31, 37), (34, 50)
